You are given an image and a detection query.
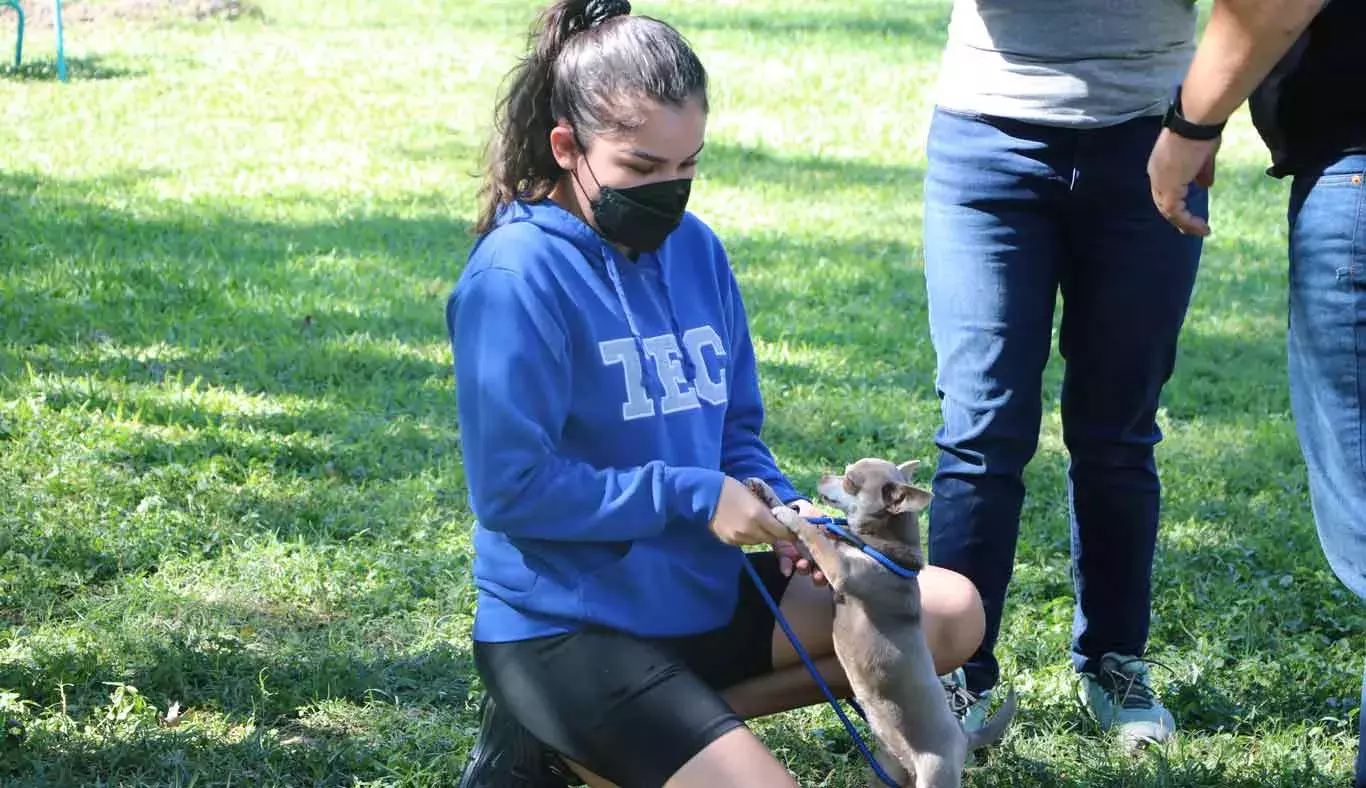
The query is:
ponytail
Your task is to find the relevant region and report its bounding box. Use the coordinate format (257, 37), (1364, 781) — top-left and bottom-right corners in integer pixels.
(473, 0), (708, 235)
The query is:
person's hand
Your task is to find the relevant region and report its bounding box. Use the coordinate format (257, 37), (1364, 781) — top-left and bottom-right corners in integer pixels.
(774, 498), (828, 586)
(709, 476), (794, 547)
(1148, 128), (1222, 237)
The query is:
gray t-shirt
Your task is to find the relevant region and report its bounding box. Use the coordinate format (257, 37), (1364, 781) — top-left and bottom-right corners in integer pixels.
(934, 0), (1198, 127)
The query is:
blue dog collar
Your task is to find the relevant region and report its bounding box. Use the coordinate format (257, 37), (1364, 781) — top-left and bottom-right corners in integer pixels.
(802, 516), (919, 579)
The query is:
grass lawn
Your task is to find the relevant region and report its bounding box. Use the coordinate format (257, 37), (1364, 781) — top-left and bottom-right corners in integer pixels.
(1, 0), (1361, 785)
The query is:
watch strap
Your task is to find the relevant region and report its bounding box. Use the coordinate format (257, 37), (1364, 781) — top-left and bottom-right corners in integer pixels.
(1163, 85), (1226, 141)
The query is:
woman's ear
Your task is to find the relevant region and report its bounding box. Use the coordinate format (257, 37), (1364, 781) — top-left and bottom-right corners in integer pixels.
(549, 123), (579, 171)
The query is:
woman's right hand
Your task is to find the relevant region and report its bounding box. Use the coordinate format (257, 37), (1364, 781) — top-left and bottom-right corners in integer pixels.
(709, 476), (794, 546)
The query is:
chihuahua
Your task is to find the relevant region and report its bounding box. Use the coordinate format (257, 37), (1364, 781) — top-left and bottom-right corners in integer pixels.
(748, 458), (1016, 788)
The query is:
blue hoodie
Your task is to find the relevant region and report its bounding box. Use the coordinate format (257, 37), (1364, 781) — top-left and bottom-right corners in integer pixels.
(448, 199), (803, 643)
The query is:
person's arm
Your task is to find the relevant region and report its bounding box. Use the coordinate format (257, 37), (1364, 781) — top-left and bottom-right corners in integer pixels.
(1178, 0), (1327, 126)
(1148, 0), (1326, 236)
(450, 264), (725, 542)
(715, 260), (804, 507)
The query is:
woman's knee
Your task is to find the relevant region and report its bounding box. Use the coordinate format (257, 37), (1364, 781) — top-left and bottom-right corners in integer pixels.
(919, 566), (986, 673)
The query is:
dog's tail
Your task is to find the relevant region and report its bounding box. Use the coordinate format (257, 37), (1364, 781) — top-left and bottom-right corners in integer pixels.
(964, 688), (1018, 751)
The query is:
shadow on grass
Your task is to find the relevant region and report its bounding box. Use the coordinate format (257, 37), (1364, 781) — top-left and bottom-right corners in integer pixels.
(2, 167), (472, 615)
(0, 55), (143, 81)
(51, 383), (450, 483)
(0, 560), (474, 786)
(0, 628), (474, 786)
(2, 714), (475, 788)
(0, 590), (474, 721)
(0, 169), (464, 401)
(974, 748), (1342, 788)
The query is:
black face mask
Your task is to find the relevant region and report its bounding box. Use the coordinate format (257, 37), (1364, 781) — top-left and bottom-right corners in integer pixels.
(577, 155), (692, 254)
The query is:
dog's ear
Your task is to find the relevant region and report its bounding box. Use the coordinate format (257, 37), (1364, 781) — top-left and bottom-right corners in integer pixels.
(885, 482), (933, 514)
(897, 460), (920, 479)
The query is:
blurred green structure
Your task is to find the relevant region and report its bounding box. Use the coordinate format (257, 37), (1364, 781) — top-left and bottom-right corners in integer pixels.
(2, 0), (68, 81)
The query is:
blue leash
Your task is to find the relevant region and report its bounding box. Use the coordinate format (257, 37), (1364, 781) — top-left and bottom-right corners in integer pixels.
(801, 516), (920, 580)
(741, 515), (918, 787)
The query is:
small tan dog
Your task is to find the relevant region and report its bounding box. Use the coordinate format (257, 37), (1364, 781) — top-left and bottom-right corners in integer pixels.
(748, 458), (1016, 788)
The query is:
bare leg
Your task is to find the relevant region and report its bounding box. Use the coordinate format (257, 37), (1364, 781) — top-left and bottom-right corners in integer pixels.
(566, 728), (797, 788)
(664, 728), (799, 788)
(565, 564), (984, 787)
(723, 655), (850, 719)
(920, 565), (986, 675)
(567, 760), (614, 788)
(748, 565), (984, 696)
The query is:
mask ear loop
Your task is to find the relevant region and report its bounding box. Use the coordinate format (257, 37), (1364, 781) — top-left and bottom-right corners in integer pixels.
(568, 127), (606, 203)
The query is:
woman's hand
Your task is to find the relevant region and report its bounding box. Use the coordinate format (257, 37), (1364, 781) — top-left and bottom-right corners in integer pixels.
(709, 476), (794, 547)
(774, 499), (828, 586)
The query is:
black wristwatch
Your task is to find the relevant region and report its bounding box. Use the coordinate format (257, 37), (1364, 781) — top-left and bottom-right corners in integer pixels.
(1162, 85), (1226, 141)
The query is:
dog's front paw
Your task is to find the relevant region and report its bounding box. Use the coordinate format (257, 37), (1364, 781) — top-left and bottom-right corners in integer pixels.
(782, 509), (827, 543)
(770, 504), (803, 533)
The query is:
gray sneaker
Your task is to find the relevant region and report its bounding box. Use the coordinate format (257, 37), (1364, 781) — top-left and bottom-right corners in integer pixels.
(941, 668), (994, 766)
(1079, 652), (1176, 749)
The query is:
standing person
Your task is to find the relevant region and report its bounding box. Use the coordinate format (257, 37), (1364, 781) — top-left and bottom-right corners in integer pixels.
(922, 1), (1209, 748)
(449, 1), (988, 786)
(1148, 0), (1366, 782)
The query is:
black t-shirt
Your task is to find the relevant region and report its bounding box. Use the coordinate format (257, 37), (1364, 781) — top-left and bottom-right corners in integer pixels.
(1247, 0), (1366, 178)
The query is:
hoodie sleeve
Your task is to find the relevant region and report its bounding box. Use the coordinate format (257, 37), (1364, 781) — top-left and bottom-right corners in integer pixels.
(450, 265), (727, 543)
(716, 259), (805, 505)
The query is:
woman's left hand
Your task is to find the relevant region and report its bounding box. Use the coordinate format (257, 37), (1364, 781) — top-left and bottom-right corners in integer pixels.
(774, 499), (827, 586)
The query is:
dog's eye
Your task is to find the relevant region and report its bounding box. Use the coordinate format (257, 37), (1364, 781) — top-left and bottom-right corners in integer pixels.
(843, 474), (859, 495)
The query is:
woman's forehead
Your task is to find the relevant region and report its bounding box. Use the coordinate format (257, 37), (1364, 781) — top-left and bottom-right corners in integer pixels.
(598, 100), (706, 161)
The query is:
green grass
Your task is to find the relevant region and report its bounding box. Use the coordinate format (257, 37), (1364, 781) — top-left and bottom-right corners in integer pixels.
(1, 1), (1361, 785)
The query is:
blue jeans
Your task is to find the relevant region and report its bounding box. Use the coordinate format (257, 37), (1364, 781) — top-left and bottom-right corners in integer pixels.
(1285, 153), (1366, 787)
(922, 108), (1206, 692)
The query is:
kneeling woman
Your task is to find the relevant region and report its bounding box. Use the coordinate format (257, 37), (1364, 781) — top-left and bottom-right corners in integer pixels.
(449, 2), (986, 785)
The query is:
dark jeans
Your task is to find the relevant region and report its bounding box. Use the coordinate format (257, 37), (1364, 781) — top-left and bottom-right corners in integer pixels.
(1285, 153), (1366, 787)
(921, 107), (1206, 692)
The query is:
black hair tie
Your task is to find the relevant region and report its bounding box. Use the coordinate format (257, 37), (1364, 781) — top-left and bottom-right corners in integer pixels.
(580, 0), (630, 30)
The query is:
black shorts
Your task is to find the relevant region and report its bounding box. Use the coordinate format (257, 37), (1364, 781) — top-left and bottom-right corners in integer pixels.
(472, 551), (792, 788)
